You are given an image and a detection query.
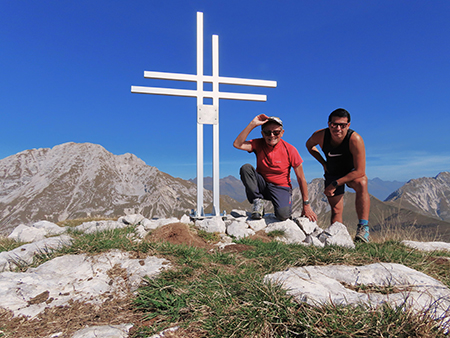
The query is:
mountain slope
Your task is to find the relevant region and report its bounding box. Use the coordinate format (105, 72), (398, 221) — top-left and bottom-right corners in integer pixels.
(0, 142), (211, 234)
(385, 172), (450, 222)
(189, 175), (247, 202)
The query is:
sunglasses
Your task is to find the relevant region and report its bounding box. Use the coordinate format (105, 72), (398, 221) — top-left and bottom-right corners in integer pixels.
(262, 129), (282, 136)
(329, 122), (349, 129)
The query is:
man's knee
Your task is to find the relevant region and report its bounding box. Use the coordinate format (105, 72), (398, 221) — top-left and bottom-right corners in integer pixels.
(240, 163), (254, 177)
(349, 175), (368, 192)
(275, 206), (291, 221)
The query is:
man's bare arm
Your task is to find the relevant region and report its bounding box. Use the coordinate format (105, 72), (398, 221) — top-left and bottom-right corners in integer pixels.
(306, 129), (327, 171)
(233, 114), (269, 152)
(294, 164), (317, 222)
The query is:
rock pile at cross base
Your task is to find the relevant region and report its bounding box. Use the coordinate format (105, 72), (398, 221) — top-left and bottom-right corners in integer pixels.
(1, 210), (450, 337)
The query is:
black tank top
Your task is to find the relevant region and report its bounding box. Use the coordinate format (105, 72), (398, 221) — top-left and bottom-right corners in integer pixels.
(323, 128), (354, 176)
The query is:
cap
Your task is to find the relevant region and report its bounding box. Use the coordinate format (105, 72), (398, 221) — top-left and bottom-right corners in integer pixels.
(266, 116), (283, 127)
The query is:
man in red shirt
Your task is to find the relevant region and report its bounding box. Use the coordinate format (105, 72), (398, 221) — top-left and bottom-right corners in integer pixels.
(233, 114), (317, 221)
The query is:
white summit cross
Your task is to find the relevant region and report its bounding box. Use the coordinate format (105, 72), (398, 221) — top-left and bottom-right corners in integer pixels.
(132, 12), (276, 217)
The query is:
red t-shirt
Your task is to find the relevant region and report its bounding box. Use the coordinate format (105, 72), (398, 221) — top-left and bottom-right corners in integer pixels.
(249, 138), (303, 188)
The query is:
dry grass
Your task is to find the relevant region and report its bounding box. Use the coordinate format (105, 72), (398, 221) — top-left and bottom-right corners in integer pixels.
(56, 216), (118, 228)
(0, 235), (23, 253)
(370, 212), (443, 243)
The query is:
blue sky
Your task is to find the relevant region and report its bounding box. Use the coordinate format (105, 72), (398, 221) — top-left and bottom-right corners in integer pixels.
(1, 1), (449, 183)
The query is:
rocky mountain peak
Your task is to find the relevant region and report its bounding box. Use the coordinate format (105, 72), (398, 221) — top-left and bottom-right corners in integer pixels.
(0, 142), (206, 234)
(385, 171), (450, 222)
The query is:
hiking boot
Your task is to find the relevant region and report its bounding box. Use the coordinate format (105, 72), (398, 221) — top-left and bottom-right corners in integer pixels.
(251, 198), (264, 220)
(355, 224), (370, 243)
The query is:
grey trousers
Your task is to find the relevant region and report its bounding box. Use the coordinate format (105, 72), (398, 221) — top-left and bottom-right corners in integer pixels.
(239, 163), (292, 221)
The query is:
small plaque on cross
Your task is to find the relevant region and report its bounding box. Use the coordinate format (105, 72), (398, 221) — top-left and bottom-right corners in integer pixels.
(197, 105), (218, 125)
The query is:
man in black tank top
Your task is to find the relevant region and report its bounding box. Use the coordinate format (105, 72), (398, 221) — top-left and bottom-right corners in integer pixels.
(306, 108), (370, 242)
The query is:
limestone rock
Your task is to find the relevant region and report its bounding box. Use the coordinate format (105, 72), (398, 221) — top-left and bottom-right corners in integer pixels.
(8, 224), (47, 242)
(402, 240), (450, 252)
(8, 221), (65, 243)
(319, 222), (355, 249)
(246, 218), (267, 232)
(227, 221), (255, 239)
(195, 216), (226, 233)
(265, 219), (307, 244)
(71, 324), (133, 338)
(0, 235), (72, 272)
(0, 249), (169, 318)
(180, 214), (192, 224)
(74, 220), (127, 234)
(265, 262), (450, 329)
(230, 209), (248, 218)
(143, 217), (180, 231)
(294, 216), (318, 235)
(118, 214), (145, 225)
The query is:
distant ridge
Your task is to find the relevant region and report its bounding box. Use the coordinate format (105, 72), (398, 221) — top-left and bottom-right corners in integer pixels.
(385, 172), (450, 222)
(188, 176), (246, 202)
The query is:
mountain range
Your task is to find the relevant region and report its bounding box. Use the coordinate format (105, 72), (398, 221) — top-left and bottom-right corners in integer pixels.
(193, 175), (406, 202)
(0, 142), (449, 241)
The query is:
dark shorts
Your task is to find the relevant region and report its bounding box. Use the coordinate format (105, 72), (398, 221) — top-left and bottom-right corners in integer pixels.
(324, 173), (346, 196)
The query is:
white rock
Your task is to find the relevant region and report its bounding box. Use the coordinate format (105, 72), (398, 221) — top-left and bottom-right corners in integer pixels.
(75, 220), (127, 234)
(311, 227), (324, 237)
(227, 221), (255, 239)
(143, 217), (179, 231)
(219, 233), (233, 244)
(32, 221), (66, 236)
(247, 218), (267, 232)
(320, 222), (355, 249)
(0, 249), (169, 318)
(402, 240), (450, 252)
(294, 217), (318, 235)
(180, 214), (192, 224)
(304, 235), (324, 248)
(71, 324), (133, 338)
(118, 214), (145, 225)
(135, 225), (148, 238)
(8, 224), (46, 242)
(230, 209), (248, 218)
(0, 235), (72, 272)
(148, 326), (179, 338)
(264, 263), (450, 330)
(195, 216), (226, 233)
(264, 219), (306, 244)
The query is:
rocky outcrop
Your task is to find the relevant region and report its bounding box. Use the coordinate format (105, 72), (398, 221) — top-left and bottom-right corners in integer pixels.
(0, 142), (210, 234)
(2, 214), (450, 336)
(265, 263), (450, 331)
(386, 172), (450, 221)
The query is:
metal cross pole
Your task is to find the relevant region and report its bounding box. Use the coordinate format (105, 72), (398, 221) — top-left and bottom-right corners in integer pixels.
(131, 12), (276, 217)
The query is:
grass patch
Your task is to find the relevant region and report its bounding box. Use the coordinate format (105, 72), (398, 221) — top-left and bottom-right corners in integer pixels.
(196, 228), (221, 243)
(3, 217), (449, 337)
(56, 216), (117, 228)
(0, 236), (23, 253)
(131, 238), (450, 337)
(267, 230), (285, 238)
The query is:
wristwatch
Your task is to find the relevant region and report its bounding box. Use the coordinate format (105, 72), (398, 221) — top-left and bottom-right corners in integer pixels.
(331, 180), (339, 187)
(303, 200), (310, 205)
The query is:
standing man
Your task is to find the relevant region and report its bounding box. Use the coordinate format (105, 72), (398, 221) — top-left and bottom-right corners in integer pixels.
(306, 108), (370, 242)
(233, 114), (317, 222)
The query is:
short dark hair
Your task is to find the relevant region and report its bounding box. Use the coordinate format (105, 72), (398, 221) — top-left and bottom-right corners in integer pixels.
(328, 108), (351, 123)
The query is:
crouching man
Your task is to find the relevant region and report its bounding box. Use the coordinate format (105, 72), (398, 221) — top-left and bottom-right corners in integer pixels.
(233, 114), (317, 222)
